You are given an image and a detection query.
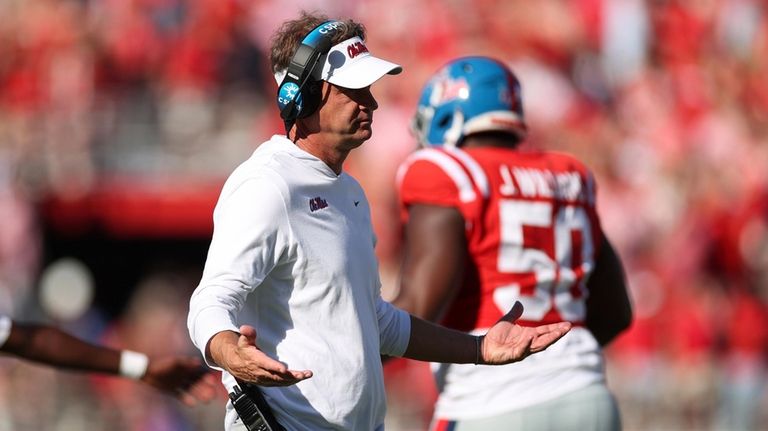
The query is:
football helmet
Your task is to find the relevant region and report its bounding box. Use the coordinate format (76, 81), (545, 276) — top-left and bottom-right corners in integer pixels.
(412, 56), (527, 147)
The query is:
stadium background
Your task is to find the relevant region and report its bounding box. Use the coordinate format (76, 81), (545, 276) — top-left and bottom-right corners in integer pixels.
(1, 0), (767, 429)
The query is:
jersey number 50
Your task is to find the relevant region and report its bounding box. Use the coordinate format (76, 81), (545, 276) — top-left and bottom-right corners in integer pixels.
(493, 199), (594, 323)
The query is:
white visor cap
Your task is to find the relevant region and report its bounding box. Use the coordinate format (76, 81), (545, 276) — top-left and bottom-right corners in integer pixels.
(274, 36), (402, 89)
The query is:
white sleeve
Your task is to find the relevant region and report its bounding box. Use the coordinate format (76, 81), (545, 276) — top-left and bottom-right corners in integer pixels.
(376, 298), (411, 357)
(187, 176), (290, 368)
(0, 315), (12, 349)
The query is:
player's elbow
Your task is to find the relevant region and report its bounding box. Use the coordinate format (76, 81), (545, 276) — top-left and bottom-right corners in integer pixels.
(390, 292), (421, 318)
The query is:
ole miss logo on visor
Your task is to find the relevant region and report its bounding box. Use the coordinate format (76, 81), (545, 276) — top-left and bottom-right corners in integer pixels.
(347, 41), (369, 59)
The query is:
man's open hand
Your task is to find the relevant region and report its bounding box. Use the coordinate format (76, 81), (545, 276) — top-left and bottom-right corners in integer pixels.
(480, 301), (571, 365)
(211, 325), (313, 386)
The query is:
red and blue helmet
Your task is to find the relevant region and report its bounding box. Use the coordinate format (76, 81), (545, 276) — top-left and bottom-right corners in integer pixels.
(412, 56), (528, 147)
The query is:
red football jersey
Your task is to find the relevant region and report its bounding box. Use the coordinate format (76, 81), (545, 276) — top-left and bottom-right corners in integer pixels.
(398, 146), (603, 331)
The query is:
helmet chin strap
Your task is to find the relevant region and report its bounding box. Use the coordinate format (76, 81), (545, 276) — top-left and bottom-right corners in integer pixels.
(444, 110), (465, 147)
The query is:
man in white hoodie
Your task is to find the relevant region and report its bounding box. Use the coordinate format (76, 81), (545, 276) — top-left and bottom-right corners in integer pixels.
(187, 12), (571, 431)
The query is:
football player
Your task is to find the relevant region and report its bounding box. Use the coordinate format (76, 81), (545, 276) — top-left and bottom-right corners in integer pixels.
(393, 56), (633, 431)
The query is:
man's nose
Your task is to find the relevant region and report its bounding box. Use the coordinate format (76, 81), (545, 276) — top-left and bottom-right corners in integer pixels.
(358, 87), (378, 111)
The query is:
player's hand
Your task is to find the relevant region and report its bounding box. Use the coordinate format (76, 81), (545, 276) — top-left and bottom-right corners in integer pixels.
(140, 356), (219, 406)
(479, 301), (571, 365)
(219, 325), (313, 386)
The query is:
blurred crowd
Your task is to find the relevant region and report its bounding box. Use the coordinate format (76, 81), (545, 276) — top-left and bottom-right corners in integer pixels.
(1, 0), (767, 430)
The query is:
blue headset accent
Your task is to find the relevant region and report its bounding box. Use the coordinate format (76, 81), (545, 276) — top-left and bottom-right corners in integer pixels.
(276, 20), (344, 134)
(277, 82), (303, 117)
(301, 21), (343, 48)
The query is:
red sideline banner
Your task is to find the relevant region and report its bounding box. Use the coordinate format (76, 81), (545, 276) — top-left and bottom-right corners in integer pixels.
(41, 176), (224, 239)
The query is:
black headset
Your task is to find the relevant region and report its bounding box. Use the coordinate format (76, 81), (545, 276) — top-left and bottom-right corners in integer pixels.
(276, 21), (344, 135)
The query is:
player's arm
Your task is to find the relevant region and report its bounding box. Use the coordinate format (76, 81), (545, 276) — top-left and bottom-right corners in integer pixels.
(585, 232), (633, 346)
(0, 318), (217, 406)
(402, 302), (571, 365)
(387, 201), (571, 364)
(391, 203), (467, 321)
(1, 319), (120, 372)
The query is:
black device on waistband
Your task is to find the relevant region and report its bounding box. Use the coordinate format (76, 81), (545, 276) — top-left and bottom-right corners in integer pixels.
(228, 382), (286, 431)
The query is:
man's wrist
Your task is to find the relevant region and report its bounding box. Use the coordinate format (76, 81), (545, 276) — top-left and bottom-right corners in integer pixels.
(119, 350), (149, 379)
(474, 335), (485, 365)
(207, 330), (239, 369)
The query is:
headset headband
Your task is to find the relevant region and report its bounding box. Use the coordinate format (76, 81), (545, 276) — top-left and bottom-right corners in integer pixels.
(276, 20), (344, 135)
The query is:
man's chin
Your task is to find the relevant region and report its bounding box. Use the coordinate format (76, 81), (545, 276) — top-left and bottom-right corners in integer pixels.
(342, 131), (372, 150)
(354, 126), (373, 140)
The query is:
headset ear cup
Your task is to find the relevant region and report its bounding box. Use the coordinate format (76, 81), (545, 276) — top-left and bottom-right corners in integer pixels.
(297, 81), (323, 119)
(278, 80), (302, 121)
